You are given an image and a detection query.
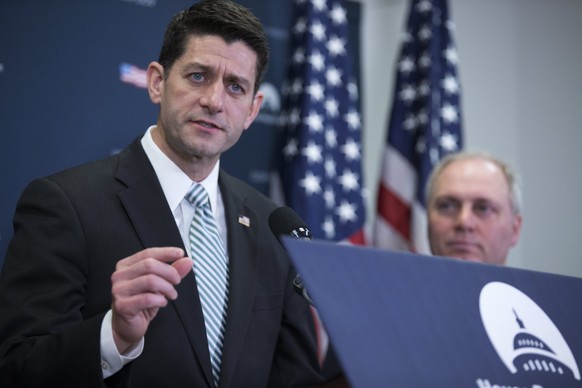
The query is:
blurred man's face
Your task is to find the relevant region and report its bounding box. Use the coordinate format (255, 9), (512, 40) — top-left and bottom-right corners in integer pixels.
(427, 158), (522, 265)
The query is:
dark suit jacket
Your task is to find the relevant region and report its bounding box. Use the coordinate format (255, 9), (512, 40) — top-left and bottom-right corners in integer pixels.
(0, 138), (322, 387)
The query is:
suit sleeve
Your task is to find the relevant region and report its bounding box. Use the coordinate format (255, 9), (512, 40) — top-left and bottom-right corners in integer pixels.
(268, 264), (325, 387)
(0, 178), (107, 387)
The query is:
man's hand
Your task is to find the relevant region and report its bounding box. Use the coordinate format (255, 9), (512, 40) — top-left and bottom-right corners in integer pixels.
(110, 247), (192, 354)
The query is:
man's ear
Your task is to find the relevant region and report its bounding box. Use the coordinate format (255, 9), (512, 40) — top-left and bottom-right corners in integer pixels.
(243, 91), (264, 130)
(510, 214), (523, 247)
(147, 62), (165, 104)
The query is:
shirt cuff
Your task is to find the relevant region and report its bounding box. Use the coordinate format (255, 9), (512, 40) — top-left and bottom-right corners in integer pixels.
(100, 309), (144, 379)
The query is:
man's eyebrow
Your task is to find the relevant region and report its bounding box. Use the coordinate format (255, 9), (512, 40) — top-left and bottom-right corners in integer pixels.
(435, 195), (458, 201)
(183, 62), (211, 73)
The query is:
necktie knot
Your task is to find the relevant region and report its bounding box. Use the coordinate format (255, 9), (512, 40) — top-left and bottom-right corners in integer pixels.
(186, 182), (210, 209)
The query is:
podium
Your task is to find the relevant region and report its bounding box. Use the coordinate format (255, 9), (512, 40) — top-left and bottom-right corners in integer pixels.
(282, 238), (582, 388)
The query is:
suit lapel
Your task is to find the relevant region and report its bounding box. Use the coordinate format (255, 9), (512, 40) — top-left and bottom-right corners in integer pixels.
(218, 172), (261, 386)
(115, 139), (214, 386)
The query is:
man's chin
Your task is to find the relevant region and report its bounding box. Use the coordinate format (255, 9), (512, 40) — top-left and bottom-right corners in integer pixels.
(449, 253), (483, 263)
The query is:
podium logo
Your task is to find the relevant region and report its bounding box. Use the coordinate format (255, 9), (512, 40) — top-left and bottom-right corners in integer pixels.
(479, 282), (580, 382)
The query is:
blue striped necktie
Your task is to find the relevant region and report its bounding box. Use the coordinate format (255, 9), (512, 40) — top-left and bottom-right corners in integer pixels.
(186, 183), (229, 387)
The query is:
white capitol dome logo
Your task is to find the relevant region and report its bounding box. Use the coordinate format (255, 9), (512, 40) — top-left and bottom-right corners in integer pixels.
(479, 282), (580, 381)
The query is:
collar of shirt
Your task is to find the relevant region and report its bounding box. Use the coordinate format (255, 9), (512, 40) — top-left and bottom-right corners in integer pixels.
(140, 126), (227, 254)
(140, 125), (220, 215)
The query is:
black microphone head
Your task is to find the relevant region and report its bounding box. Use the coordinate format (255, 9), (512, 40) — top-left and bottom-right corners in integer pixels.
(268, 206), (312, 240)
(269, 206), (314, 305)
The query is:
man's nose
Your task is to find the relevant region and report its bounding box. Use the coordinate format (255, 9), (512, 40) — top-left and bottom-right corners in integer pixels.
(200, 82), (225, 113)
(455, 204), (476, 230)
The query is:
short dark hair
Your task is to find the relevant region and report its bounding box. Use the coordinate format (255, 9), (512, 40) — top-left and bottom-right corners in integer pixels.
(158, 0), (269, 93)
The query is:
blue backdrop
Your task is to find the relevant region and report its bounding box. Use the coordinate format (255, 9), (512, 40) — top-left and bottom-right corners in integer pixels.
(0, 0), (361, 268)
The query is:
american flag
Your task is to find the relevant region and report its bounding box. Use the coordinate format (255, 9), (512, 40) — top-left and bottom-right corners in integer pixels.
(276, 0), (366, 246)
(373, 0), (463, 253)
(119, 62), (147, 89)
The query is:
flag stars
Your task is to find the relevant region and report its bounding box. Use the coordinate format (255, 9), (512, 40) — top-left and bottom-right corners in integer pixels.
(399, 84), (416, 103)
(325, 98), (339, 117)
(418, 53), (431, 68)
(310, 21), (326, 41)
(403, 114), (417, 132)
(291, 78), (303, 95)
(441, 103), (459, 124)
(304, 111), (324, 132)
(418, 25), (432, 41)
(293, 17), (307, 35)
(322, 216), (336, 239)
(323, 187), (336, 208)
(324, 156), (337, 178)
(417, 109), (429, 125)
(374, 0), (463, 247)
(300, 171), (322, 195)
(442, 74), (460, 94)
(416, 0), (432, 13)
(288, 108), (301, 126)
(344, 110), (361, 130)
(327, 35), (346, 56)
(307, 81), (325, 101)
(326, 66), (343, 87)
(325, 127), (338, 148)
(301, 141), (323, 163)
(336, 200), (357, 223)
(312, 0), (327, 12)
(347, 81), (359, 100)
(329, 3), (347, 25)
(293, 47), (305, 64)
(439, 132), (459, 152)
(417, 79), (430, 96)
(341, 138), (360, 161)
(280, 0), (366, 242)
(444, 46), (459, 65)
(309, 51), (326, 71)
(339, 169), (360, 192)
(283, 138), (299, 159)
(399, 56), (415, 74)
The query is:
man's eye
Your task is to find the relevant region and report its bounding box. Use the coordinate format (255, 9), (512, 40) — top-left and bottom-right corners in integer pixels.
(229, 83), (243, 94)
(474, 203), (495, 217)
(436, 200), (458, 214)
(191, 73), (204, 81)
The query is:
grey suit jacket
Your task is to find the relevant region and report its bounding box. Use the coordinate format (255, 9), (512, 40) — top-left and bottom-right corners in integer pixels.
(0, 137), (322, 387)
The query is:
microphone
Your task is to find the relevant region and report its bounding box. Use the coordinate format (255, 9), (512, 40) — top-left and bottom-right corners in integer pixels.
(268, 206), (314, 305)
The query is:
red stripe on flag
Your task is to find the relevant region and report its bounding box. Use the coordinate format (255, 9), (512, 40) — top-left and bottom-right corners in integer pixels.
(348, 228), (366, 245)
(377, 183), (411, 241)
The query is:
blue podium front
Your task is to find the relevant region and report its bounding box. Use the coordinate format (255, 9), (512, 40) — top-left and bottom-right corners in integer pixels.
(283, 238), (582, 388)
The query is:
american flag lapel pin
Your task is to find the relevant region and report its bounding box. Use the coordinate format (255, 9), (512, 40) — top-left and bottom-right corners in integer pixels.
(238, 215), (250, 227)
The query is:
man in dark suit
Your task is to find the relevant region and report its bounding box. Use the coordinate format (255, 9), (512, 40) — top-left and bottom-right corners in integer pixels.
(0, 1), (323, 387)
